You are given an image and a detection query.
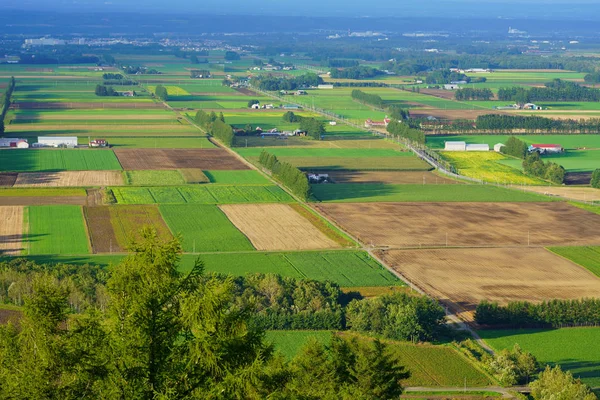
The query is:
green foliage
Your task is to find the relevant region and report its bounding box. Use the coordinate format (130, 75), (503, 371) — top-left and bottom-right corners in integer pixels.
(499, 79), (600, 102)
(259, 150), (311, 201)
(0, 149), (122, 172)
(252, 73), (323, 91)
(330, 66), (382, 79)
(386, 120), (425, 144)
(282, 111), (299, 122)
(154, 84), (168, 101)
(455, 88), (493, 100)
(483, 345), (538, 386)
(351, 89), (384, 108)
(0, 77), (15, 122)
(247, 99), (260, 108)
(530, 365), (597, 400)
(299, 117), (326, 140)
(523, 153), (565, 184)
(94, 85), (118, 96)
(194, 110), (234, 146)
(345, 293), (445, 342)
(591, 169), (600, 188)
(425, 70), (470, 84)
(475, 114), (600, 133)
(501, 136), (528, 159)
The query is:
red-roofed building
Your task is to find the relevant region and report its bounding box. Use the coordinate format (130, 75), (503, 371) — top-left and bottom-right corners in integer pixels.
(365, 118), (391, 128)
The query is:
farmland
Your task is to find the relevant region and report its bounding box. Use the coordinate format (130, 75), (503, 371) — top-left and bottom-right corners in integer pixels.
(479, 328), (600, 387)
(0, 149), (122, 172)
(549, 246), (600, 277)
(440, 152), (546, 185)
(315, 202), (600, 247)
(114, 149), (249, 170)
(13, 171), (124, 187)
(0, 206), (24, 256)
(125, 170), (186, 186)
(219, 204), (340, 251)
(427, 134), (600, 150)
(111, 185), (292, 204)
(84, 206), (119, 253)
(203, 170), (270, 184)
(325, 171), (459, 184)
(159, 204), (254, 252)
(107, 205), (173, 250)
(311, 183), (551, 203)
(27, 205), (90, 254)
(377, 247), (600, 321)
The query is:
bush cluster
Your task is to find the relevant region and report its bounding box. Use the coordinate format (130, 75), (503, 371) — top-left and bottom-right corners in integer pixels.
(500, 136), (528, 159)
(386, 120), (425, 144)
(194, 110), (233, 146)
(259, 150), (311, 201)
(523, 153), (565, 184)
(454, 88), (493, 100)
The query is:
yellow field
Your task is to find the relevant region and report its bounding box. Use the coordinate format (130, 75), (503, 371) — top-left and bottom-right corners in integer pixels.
(147, 85), (190, 96)
(441, 151), (545, 185)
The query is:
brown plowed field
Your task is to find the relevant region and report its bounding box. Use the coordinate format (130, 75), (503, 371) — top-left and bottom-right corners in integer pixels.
(109, 205), (173, 249)
(220, 204), (340, 251)
(315, 202), (600, 248)
(376, 247), (600, 321)
(0, 196), (86, 206)
(115, 149), (248, 170)
(84, 206), (120, 253)
(14, 171), (124, 187)
(0, 206), (23, 256)
(326, 171), (459, 185)
(0, 173), (17, 187)
(12, 102), (163, 110)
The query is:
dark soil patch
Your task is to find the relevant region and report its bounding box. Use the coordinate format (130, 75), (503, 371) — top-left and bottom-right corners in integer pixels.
(114, 149), (249, 170)
(565, 172), (592, 185)
(84, 206), (121, 253)
(0, 173), (17, 187)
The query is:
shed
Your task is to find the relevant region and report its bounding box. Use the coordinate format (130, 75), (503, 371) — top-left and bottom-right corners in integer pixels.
(494, 143), (505, 152)
(317, 84), (334, 89)
(444, 141), (467, 151)
(0, 138), (28, 148)
(444, 84), (460, 90)
(37, 136), (78, 148)
(16, 140), (29, 149)
(466, 144), (490, 151)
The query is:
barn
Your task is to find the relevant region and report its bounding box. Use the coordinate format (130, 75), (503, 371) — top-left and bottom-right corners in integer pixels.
(0, 138), (29, 148)
(37, 136), (78, 148)
(444, 141), (467, 151)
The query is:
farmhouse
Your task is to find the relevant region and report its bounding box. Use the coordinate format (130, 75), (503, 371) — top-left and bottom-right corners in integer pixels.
(529, 144), (564, 154)
(0, 138), (29, 148)
(364, 118), (391, 128)
(36, 136), (78, 148)
(89, 139), (109, 148)
(444, 141), (466, 151)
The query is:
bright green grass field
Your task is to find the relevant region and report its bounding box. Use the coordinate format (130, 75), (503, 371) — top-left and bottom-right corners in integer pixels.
(125, 170), (186, 186)
(480, 328), (600, 387)
(28, 205), (90, 255)
(159, 205), (255, 252)
(426, 135), (600, 150)
(112, 185), (292, 204)
(236, 148), (413, 158)
(107, 137), (216, 149)
(265, 330), (333, 359)
(5, 250), (401, 288)
(311, 183), (553, 203)
(548, 246), (600, 277)
(499, 150), (600, 173)
(204, 170), (270, 185)
(0, 149), (122, 172)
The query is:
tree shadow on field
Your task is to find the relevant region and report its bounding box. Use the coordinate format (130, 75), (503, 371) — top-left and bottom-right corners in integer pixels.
(309, 181), (400, 202)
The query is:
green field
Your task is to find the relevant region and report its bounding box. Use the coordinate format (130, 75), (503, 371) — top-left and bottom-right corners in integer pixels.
(125, 170), (186, 186)
(236, 148), (413, 158)
(3, 250), (401, 288)
(111, 185), (292, 204)
(266, 331), (492, 387)
(27, 205), (90, 255)
(203, 170), (270, 184)
(159, 205), (255, 252)
(0, 149), (122, 172)
(498, 150), (600, 173)
(0, 188), (86, 197)
(107, 137), (216, 149)
(480, 328), (600, 388)
(548, 246), (600, 277)
(311, 183), (553, 203)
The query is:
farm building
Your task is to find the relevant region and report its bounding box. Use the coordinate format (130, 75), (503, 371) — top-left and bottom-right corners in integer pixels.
(466, 144), (490, 151)
(251, 103), (260, 109)
(36, 136), (78, 148)
(523, 103), (542, 110)
(443, 84), (460, 90)
(89, 139), (109, 148)
(283, 105), (301, 110)
(0, 138), (29, 148)
(494, 143), (505, 152)
(444, 141), (467, 151)
(317, 84), (334, 89)
(121, 91), (135, 97)
(529, 144), (564, 154)
(329, 121), (337, 126)
(365, 118), (391, 128)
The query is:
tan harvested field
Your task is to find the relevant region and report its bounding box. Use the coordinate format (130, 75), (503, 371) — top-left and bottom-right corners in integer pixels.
(11, 102), (163, 110)
(376, 247), (600, 321)
(115, 149), (249, 170)
(0, 206), (24, 256)
(315, 202), (600, 247)
(0, 196), (86, 206)
(220, 204), (340, 251)
(12, 114), (175, 121)
(418, 89), (464, 100)
(327, 171), (459, 184)
(14, 171), (124, 187)
(521, 186), (600, 202)
(409, 108), (502, 120)
(7, 124), (193, 132)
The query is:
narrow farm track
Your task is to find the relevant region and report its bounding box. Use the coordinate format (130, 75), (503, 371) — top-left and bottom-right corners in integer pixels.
(404, 386), (528, 399)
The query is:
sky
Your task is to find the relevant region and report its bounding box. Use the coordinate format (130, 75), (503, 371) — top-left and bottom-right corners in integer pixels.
(2, 0), (599, 19)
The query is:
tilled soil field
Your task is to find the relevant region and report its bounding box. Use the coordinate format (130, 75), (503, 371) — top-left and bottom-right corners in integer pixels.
(14, 171), (124, 187)
(220, 204), (340, 251)
(0, 206), (24, 256)
(0, 196), (86, 206)
(11, 102), (164, 110)
(315, 202), (600, 247)
(521, 185), (600, 202)
(376, 247), (600, 321)
(0, 173), (17, 187)
(84, 206), (120, 253)
(115, 149), (249, 170)
(325, 171), (460, 185)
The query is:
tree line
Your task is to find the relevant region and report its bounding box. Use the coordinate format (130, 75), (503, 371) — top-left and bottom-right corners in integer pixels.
(351, 89), (384, 108)
(425, 70), (471, 84)
(102, 73), (123, 80)
(326, 59), (359, 68)
(282, 111), (326, 139)
(154, 84), (168, 101)
(500, 136), (528, 159)
(523, 152), (565, 184)
(330, 66), (383, 80)
(476, 298), (600, 328)
(592, 169), (600, 188)
(386, 120), (426, 144)
(259, 150), (311, 201)
(473, 114), (600, 134)
(498, 79), (600, 103)
(0, 77), (15, 133)
(94, 85), (119, 97)
(0, 231), (412, 399)
(454, 88), (493, 100)
(251, 73), (323, 91)
(194, 110), (233, 146)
